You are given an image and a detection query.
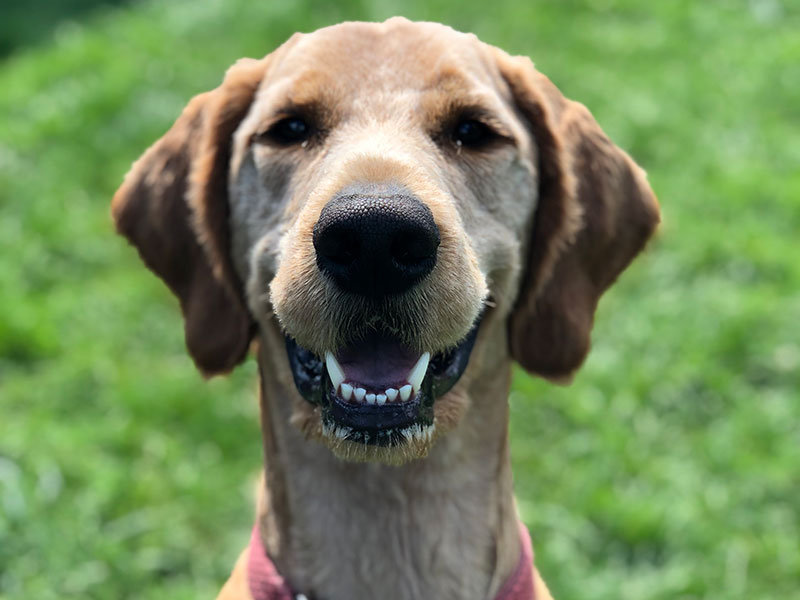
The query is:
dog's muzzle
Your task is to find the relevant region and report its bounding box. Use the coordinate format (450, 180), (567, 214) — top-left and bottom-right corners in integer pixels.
(283, 188), (480, 446)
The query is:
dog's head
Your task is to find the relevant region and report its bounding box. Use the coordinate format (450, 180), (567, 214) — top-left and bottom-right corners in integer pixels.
(112, 19), (659, 463)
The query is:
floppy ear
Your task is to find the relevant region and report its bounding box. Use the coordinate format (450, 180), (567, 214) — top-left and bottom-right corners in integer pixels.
(111, 58), (268, 376)
(496, 52), (660, 382)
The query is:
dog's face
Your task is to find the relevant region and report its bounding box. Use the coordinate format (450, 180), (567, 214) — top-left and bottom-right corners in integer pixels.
(231, 22), (536, 458)
(112, 19), (659, 464)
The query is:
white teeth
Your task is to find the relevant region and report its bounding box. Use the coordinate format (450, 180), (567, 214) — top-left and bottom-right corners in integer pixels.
(338, 385), (411, 404)
(325, 352), (345, 391)
(406, 352), (430, 393)
(331, 351), (430, 405)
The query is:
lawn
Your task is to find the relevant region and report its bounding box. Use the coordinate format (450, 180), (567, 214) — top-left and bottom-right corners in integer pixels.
(0, 0), (798, 598)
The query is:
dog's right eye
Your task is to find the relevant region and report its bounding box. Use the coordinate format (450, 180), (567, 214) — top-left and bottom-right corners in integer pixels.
(261, 117), (313, 145)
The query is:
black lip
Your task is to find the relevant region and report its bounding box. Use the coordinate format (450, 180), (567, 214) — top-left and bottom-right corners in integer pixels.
(285, 315), (482, 445)
(327, 383), (431, 431)
(323, 380), (434, 447)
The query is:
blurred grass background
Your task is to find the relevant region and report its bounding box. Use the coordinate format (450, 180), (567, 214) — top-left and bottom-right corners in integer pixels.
(0, 0), (798, 598)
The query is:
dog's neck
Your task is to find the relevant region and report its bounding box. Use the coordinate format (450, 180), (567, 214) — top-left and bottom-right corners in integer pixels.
(254, 321), (522, 600)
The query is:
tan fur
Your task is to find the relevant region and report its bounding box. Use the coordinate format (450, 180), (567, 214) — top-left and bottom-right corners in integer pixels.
(216, 548), (253, 600)
(112, 18), (659, 600)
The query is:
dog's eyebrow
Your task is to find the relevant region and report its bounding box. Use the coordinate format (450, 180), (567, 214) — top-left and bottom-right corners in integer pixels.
(419, 73), (515, 140)
(422, 65), (474, 91)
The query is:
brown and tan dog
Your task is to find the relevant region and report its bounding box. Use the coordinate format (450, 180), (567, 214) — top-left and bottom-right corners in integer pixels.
(112, 18), (659, 600)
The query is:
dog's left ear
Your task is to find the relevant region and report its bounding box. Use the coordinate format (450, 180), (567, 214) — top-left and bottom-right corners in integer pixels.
(494, 51), (660, 383)
(112, 58), (268, 376)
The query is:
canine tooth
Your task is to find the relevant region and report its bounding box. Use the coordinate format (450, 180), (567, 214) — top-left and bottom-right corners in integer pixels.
(407, 352), (430, 393)
(376, 394), (387, 406)
(325, 352), (345, 390)
(399, 384), (412, 401)
(354, 387), (367, 402)
(366, 393), (376, 405)
(340, 383), (353, 401)
(385, 388), (398, 401)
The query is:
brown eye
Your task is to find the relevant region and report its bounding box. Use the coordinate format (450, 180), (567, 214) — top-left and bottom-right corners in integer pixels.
(452, 119), (494, 148)
(265, 117), (312, 145)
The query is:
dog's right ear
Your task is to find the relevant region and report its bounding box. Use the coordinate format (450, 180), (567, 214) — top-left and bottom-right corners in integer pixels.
(111, 58), (269, 376)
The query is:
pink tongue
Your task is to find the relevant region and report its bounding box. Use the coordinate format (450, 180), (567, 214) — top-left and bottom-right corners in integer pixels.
(337, 332), (418, 389)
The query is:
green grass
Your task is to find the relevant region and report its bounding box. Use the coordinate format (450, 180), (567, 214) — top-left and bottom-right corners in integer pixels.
(0, 0), (131, 57)
(1, 0), (798, 598)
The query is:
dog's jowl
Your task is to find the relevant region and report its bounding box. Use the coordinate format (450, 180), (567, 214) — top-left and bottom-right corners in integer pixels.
(113, 18), (659, 600)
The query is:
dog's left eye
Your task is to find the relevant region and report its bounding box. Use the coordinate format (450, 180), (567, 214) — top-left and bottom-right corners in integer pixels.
(452, 119), (494, 148)
(263, 117), (312, 145)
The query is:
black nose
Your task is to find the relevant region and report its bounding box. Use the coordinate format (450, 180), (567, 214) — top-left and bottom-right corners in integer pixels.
(313, 192), (440, 298)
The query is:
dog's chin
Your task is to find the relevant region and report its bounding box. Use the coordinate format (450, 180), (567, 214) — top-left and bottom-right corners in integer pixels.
(284, 316), (482, 464)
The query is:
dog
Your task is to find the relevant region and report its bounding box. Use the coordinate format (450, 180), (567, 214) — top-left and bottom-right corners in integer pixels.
(112, 18), (659, 600)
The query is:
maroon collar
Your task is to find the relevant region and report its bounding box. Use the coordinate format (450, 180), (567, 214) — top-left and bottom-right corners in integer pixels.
(247, 521), (535, 600)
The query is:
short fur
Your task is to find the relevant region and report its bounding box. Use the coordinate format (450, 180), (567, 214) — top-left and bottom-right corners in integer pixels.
(113, 19), (659, 600)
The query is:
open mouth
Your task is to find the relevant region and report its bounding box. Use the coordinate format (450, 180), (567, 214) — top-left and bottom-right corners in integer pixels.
(285, 316), (481, 447)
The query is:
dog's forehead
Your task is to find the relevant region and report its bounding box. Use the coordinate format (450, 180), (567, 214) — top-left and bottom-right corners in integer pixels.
(261, 20), (500, 105)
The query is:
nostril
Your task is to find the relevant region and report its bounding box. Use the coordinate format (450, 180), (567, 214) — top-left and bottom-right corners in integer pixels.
(391, 232), (438, 268)
(316, 229), (359, 266)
